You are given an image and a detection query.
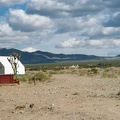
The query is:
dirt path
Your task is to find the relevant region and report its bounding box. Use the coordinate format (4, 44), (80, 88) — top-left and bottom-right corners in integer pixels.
(0, 74), (120, 120)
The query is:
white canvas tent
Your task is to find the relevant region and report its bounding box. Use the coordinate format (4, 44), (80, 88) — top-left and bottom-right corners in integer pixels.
(0, 56), (25, 75)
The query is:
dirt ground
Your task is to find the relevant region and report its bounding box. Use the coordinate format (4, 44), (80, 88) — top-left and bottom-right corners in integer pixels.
(0, 74), (120, 120)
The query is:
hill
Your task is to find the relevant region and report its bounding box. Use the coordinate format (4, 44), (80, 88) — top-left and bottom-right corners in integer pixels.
(0, 48), (103, 64)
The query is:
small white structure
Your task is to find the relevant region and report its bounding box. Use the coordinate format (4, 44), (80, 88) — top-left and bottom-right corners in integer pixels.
(69, 65), (79, 69)
(0, 56), (25, 75)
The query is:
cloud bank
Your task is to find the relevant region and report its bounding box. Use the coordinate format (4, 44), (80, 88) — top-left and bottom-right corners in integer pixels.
(0, 0), (120, 56)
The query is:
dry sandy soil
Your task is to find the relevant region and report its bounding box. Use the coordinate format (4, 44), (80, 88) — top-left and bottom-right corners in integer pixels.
(0, 74), (120, 120)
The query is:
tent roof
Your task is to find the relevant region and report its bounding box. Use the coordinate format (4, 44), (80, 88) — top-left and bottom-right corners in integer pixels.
(0, 56), (25, 75)
(0, 56), (13, 68)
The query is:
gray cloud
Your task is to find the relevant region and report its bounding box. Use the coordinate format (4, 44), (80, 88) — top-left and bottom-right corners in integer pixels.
(104, 0), (120, 8)
(103, 12), (120, 27)
(26, 0), (120, 19)
(7, 9), (54, 32)
(26, 0), (104, 18)
(26, 0), (70, 18)
(0, 0), (27, 7)
(54, 18), (80, 34)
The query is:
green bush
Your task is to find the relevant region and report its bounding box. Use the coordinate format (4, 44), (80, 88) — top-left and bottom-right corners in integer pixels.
(14, 75), (29, 82)
(87, 68), (99, 76)
(34, 72), (48, 81)
(14, 71), (51, 83)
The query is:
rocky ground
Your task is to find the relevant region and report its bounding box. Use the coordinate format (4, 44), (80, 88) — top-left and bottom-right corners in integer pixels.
(0, 74), (120, 120)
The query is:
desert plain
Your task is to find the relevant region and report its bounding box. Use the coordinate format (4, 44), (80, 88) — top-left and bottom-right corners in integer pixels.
(0, 67), (120, 120)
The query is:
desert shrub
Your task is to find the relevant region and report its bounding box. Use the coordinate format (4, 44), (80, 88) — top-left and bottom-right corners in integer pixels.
(87, 68), (99, 76)
(101, 72), (117, 78)
(14, 71), (52, 83)
(34, 72), (48, 81)
(101, 67), (118, 78)
(14, 75), (29, 82)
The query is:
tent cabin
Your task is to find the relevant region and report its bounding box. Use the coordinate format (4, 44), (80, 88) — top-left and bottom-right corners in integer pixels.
(0, 56), (25, 84)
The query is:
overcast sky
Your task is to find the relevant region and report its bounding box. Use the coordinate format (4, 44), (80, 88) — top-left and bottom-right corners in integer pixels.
(0, 0), (120, 56)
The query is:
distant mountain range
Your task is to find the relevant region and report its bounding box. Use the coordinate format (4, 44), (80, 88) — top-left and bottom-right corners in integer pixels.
(0, 48), (111, 64)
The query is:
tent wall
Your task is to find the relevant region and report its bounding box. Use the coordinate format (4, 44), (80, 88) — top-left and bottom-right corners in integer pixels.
(16, 60), (25, 75)
(0, 56), (25, 75)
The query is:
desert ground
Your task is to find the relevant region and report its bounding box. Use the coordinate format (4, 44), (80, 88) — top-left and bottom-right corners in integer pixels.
(1, 71), (120, 120)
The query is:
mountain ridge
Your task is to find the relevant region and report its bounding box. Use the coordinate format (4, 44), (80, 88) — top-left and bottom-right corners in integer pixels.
(0, 48), (105, 64)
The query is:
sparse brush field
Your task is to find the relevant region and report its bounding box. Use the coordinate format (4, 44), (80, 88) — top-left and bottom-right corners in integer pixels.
(21, 59), (120, 84)
(1, 60), (120, 120)
(15, 63), (120, 83)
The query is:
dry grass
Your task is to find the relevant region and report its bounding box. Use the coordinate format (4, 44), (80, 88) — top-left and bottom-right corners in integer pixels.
(47, 66), (120, 79)
(15, 66), (120, 84)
